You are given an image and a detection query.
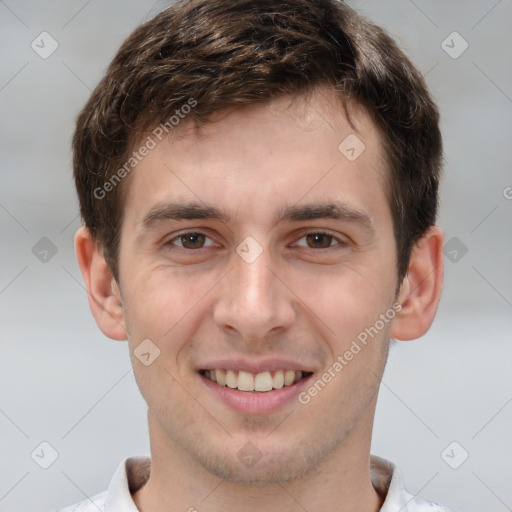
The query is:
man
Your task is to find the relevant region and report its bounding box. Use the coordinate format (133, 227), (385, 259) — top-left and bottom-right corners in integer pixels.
(58, 0), (456, 510)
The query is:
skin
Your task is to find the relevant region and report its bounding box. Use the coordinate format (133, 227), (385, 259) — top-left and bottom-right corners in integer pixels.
(76, 86), (444, 512)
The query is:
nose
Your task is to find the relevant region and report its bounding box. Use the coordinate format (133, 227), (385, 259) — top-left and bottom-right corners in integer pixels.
(213, 245), (296, 342)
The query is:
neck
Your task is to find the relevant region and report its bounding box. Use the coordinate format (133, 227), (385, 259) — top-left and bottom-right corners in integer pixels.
(133, 408), (384, 512)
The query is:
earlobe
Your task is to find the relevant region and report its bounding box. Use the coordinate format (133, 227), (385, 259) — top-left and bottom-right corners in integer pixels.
(74, 226), (128, 341)
(391, 226), (444, 341)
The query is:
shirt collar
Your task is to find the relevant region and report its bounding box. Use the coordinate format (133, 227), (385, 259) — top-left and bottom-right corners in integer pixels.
(105, 456), (149, 512)
(104, 454), (419, 511)
(370, 455), (415, 511)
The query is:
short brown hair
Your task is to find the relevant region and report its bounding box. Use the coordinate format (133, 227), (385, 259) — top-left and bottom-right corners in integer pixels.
(73, 0), (442, 284)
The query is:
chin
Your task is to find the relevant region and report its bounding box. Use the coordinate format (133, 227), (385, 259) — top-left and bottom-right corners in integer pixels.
(202, 454), (312, 485)
(187, 435), (336, 485)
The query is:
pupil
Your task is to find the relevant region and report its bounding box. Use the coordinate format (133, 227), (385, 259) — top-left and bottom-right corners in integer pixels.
(183, 233), (204, 248)
(307, 233), (331, 248)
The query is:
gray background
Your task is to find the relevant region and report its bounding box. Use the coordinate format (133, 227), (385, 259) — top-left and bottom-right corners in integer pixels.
(1, 1), (511, 511)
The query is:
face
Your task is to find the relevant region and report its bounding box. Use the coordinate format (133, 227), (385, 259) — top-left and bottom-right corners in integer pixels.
(115, 88), (399, 483)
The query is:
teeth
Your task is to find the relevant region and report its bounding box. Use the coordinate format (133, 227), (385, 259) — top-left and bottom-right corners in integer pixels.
(215, 369), (226, 386)
(226, 369), (237, 389)
(273, 370), (284, 389)
(203, 369), (307, 392)
(254, 371), (273, 392)
(284, 370), (296, 386)
(238, 371), (254, 391)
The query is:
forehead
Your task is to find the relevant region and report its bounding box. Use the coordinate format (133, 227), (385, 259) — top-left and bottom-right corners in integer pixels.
(121, 87), (390, 230)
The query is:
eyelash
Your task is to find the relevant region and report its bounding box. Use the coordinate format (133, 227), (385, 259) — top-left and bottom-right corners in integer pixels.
(164, 230), (348, 251)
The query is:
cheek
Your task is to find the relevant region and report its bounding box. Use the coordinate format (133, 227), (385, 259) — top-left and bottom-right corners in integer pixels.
(123, 267), (184, 327)
(122, 268), (215, 360)
(292, 262), (394, 343)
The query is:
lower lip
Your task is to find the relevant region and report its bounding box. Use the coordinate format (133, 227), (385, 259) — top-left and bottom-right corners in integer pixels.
(199, 373), (313, 414)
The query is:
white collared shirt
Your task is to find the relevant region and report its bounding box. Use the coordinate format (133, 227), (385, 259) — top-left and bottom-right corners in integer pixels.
(55, 455), (458, 512)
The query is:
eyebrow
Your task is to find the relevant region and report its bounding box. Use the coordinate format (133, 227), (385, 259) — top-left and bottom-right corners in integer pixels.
(140, 200), (374, 234)
(274, 203), (374, 233)
(141, 202), (231, 229)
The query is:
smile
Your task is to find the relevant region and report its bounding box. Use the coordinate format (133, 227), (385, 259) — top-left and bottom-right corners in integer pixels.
(200, 369), (312, 393)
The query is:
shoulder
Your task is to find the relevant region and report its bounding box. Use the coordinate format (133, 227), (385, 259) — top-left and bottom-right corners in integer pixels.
(53, 491), (107, 512)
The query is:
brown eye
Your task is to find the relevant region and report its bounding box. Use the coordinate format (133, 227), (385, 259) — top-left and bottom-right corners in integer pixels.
(305, 233), (334, 249)
(294, 231), (347, 250)
(169, 232), (214, 249)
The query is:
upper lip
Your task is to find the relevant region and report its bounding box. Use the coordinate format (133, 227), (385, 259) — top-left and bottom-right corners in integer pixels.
(198, 358), (315, 374)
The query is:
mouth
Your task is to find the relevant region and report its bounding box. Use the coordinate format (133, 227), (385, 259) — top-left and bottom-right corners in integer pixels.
(199, 369), (313, 393)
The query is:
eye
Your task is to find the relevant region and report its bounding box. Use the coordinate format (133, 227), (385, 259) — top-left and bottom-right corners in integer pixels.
(166, 231), (216, 250)
(164, 230), (347, 252)
(295, 231), (347, 249)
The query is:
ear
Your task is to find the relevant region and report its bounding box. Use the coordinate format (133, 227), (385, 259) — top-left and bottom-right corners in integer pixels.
(391, 226), (444, 341)
(74, 226), (128, 341)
